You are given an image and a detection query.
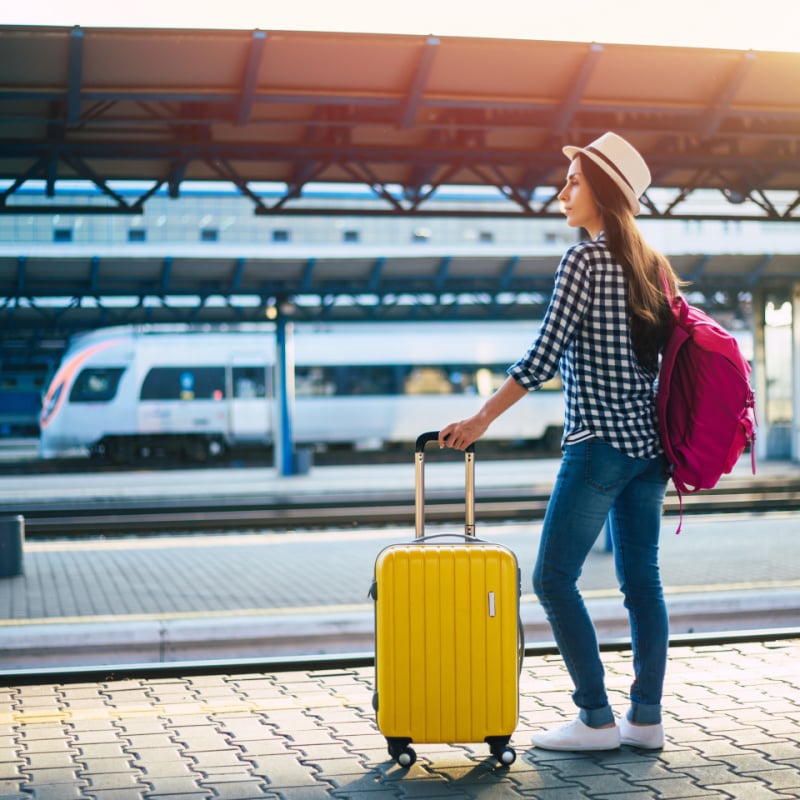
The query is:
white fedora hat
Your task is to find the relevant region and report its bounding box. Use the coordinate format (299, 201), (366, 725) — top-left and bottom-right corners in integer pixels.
(563, 132), (650, 215)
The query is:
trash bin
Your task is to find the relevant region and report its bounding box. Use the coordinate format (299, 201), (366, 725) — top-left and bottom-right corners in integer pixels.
(0, 515), (24, 578)
(293, 447), (314, 475)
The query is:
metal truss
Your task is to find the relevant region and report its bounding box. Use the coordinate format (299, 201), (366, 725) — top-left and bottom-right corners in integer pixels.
(2, 28), (800, 221)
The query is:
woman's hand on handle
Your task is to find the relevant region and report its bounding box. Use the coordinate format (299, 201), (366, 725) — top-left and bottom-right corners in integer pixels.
(438, 376), (528, 451)
(439, 416), (489, 451)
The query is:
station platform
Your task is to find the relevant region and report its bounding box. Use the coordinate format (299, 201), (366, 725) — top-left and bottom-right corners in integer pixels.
(1, 455), (799, 670)
(1, 456), (799, 797)
(0, 636), (798, 799)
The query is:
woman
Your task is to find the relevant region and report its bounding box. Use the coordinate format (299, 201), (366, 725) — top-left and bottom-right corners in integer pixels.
(439, 132), (681, 752)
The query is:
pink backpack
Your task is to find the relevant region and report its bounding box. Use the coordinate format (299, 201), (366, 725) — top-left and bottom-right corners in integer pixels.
(656, 284), (757, 530)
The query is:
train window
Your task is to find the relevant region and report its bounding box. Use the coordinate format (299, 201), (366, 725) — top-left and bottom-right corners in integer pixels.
(345, 366), (400, 395)
(69, 368), (126, 403)
(295, 367), (333, 397)
(140, 367), (226, 400)
(233, 366), (267, 399)
(407, 364), (512, 396)
(405, 367), (453, 394)
(295, 365), (402, 397)
(295, 363), (527, 397)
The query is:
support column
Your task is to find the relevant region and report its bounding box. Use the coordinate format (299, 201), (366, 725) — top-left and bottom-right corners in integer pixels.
(273, 305), (296, 476)
(793, 282), (800, 462)
(758, 286), (796, 461)
(752, 288), (769, 463)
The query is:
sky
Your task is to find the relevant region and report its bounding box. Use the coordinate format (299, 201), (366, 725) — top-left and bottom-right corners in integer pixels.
(3, 0), (800, 52)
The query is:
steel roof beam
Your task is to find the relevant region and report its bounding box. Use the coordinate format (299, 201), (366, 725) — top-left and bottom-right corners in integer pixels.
(205, 157), (270, 213)
(553, 43), (603, 135)
(401, 36), (439, 129)
(67, 27), (84, 127)
(435, 257), (451, 293)
(368, 258), (385, 294)
(500, 256), (520, 292)
(687, 255), (712, 283)
(16, 257), (26, 295)
(4, 138), (800, 173)
(167, 163), (187, 199)
(161, 257), (173, 295)
(300, 258), (316, 293)
(272, 161), (332, 211)
(231, 258), (247, 293)
(702, 51), (757, 138)
(7, 91), (800, 138)
(747, 254), (775, 286)
(469, 163), (543, 215)
(238, 30), (267, 126)
(89, 257), (100, 294)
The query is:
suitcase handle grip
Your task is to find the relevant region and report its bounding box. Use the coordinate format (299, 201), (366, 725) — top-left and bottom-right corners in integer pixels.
(415, 430), (475, 538)
(416, 532), (488, 545)
(415, 430), (475, 453)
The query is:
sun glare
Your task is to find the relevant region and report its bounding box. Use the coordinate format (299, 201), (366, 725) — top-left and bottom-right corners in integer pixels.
(3, 0), (800, 53)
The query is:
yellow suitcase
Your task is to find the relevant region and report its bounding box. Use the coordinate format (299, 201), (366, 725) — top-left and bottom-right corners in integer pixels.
(371, 431), (522, 767)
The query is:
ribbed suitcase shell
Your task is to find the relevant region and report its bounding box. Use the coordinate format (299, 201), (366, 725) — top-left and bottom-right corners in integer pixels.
(374, 540), (520, 744)
(372, 432), (520, 759)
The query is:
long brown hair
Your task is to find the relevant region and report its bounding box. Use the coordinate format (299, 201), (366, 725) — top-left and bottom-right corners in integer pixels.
(578, 155), (681, 370)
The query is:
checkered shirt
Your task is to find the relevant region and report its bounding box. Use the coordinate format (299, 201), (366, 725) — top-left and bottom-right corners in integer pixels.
(508, 239), (663, 459)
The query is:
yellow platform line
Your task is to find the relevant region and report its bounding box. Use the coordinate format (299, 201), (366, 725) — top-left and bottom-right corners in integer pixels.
(0, 693), (355, 726)
(1, 580), (798, 629)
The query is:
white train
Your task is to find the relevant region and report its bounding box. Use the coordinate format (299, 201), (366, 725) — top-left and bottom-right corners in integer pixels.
(38, 322), (565, 463)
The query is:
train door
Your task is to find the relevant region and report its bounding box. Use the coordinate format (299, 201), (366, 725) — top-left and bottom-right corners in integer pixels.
(229, 356), (271, 442)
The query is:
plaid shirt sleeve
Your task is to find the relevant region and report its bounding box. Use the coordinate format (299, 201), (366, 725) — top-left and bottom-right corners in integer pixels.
(507, 243), (592, 391)
(508, 240), (662, 459)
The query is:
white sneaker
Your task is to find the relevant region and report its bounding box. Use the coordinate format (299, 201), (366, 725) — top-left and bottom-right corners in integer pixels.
(619, 716), (665, 749)
(531, 718), (620, 751)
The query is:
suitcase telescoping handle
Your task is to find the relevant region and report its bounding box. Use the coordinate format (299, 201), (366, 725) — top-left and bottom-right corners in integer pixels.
(414, 431), (475, 539)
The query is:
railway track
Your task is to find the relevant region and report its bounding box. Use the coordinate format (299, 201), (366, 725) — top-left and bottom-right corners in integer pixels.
(0, 441), (551, 475)
(9, 475), (800, 537)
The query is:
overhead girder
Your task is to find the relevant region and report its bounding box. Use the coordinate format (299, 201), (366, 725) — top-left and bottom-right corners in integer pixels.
(0, 280), (754, 362)
(2, 27), (800, 221)
(237, 30), (267, 127)
(552, 43), (604, 136)
(3, 137), (800, 221)
(2, 250), (770, 319)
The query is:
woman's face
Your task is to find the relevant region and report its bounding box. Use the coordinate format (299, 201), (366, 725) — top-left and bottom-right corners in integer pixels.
(558, 156), (602, 239)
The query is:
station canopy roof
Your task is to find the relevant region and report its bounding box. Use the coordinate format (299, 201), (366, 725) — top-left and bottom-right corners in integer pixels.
(2, 25), (800, 353)
(2, 25), (800, 221)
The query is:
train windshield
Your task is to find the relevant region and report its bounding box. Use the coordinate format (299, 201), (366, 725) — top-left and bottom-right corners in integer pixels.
(69, 368), (126, 403)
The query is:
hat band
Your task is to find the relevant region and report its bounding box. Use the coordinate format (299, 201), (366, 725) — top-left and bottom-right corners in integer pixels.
(585, 145), (635, 194)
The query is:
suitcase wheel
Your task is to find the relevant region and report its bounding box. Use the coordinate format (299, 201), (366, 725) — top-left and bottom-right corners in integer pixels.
(397, 746), (417, 768)
(387, 737), (416, 768)
(494, 745), (516, 766)
(486, 736), (516, 766)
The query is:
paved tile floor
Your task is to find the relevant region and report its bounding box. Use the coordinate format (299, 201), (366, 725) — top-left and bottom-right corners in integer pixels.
(1, 637), (799, 799)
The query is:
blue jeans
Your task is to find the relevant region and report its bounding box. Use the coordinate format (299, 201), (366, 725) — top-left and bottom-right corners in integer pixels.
(533, 439), (669, 727)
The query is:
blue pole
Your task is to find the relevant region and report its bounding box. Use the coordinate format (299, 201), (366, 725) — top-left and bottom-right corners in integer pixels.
(275, 311), (295, 476)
